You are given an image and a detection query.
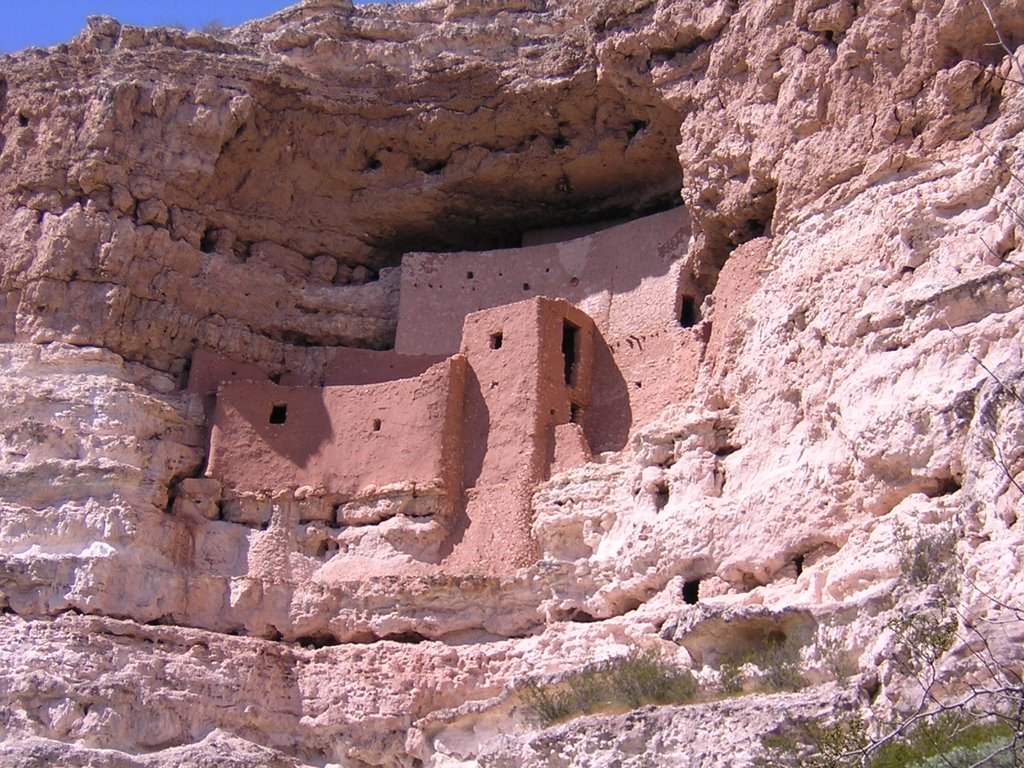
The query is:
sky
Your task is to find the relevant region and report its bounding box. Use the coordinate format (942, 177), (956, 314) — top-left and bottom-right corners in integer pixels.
(0, 1), (304, 54)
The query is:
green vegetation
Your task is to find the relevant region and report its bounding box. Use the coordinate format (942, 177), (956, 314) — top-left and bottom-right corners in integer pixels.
(869, 718), (1017, 768)
(759, 521), (1024, 768)
(719, 635), (805, 695)
(765, 714), (1019, 768)
(892, 519), (959, 594)
(521, 647), (698, 726)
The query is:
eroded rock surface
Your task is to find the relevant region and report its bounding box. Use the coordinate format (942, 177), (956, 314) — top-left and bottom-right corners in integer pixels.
(1, 0), (1023, 766)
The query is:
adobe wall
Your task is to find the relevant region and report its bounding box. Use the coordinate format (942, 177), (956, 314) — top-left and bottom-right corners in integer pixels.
(444, 298), (595, 573)
(187, 349), (269, 397)
(323, 347), (446, 386)
(395, 206), (693, 357)
(587, 328), (703, 453)
(205, 357), (466, 507)
(704, 237), (772, 378)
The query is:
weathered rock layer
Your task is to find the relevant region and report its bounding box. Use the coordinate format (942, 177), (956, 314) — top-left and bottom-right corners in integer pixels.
(1, 0), (1023, 766)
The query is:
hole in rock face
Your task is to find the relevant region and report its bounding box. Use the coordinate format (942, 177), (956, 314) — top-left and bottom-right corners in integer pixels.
(17, 113), (28, 127)
(372, 418), (382, 432)
(683, 579), (700, 605)
(793, 554), (805, 577)
(415, 158), (448, 174)
(745, 217), (767, 238)
(926, 476), (962, 497)
(297, 633), (340, 649)
(523, 282), (530, 291)
(383, 631), (429, 644)
(627, 119), (648, 140)
(568, 609), (598, 623)
(269, 403), (288, 424)
(490, 332), (503, 350)
(654, 481), (670, 510)
(315, 540), (339, 561)
(466, 271), (474, 279)
(200, 226), (218, 253)
(679, 295), (699, 327)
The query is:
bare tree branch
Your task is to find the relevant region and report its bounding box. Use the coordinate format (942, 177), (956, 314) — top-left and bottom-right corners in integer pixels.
(980, 0), (1024, 85)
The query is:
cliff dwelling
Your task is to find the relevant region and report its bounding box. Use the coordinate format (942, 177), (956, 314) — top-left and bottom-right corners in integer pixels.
(186, 206), (756, 576)
(4, 1), (1024, 766)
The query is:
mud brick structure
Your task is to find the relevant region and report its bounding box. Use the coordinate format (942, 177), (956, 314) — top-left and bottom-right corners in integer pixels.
(190, 206), (721, 575)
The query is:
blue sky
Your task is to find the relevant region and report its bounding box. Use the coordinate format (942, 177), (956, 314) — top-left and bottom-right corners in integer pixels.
(0, 1), (301, 54)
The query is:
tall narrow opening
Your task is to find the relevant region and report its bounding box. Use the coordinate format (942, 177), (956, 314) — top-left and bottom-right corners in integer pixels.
(490, 332), (503, 350)
(269, 403), (288, 424)
(679, 295), (698, 328)
(562, 320), (579, 385)
(683, 579), (700, 605)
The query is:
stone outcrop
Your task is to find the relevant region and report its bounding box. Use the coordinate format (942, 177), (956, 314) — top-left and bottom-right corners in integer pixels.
(1, 0), (1023, 766)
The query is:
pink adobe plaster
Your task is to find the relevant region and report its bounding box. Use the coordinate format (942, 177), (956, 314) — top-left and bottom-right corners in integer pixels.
(704, 237), (771, 378)
(323, 347), (446, 386)
(187, 349), (268, 397)
(207, 356), (466, 508)
(395, 206), (692, 357)
(440, 298), (595, 573)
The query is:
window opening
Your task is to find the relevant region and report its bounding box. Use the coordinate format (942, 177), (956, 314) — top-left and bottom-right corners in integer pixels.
(562, 320), (579, 385)
(372, 418), (382, 432)
(490, 332), (503, 350)
(269, 403), (288, 424)
(570, 403), (582, 424)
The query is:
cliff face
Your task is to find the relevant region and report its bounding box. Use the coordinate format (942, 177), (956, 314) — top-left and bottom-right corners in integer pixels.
(1, 0), (1023, 766)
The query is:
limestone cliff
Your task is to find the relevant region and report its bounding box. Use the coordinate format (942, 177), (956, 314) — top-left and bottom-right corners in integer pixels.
(1, 0), (1023, 766)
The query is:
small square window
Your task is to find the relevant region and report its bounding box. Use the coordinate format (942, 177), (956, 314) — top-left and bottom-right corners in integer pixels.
(269, 403), (288, 424)
(490, 332), (503, 350)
